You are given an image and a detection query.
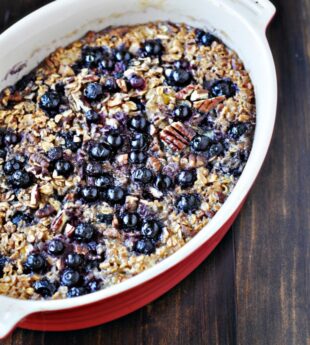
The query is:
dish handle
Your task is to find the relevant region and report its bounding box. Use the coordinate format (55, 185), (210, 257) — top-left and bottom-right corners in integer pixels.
(229, 0), (276, 31)
(0, 297), (38, 339)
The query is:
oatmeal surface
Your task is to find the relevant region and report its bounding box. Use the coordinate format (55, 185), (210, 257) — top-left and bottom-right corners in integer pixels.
(0, 21), (255, 299)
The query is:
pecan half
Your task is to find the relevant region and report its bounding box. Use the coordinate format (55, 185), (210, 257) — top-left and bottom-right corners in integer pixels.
(160, 122), (196, 151)
(193, 96), (225, 113)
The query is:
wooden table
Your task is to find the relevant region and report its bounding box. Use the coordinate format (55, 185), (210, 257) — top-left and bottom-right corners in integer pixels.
(0, 1), (309, 344)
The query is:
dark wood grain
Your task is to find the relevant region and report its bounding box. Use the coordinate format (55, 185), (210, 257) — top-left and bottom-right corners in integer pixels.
(0, 0), (309, 344)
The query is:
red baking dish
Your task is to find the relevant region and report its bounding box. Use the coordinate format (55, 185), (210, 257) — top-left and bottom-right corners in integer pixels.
(0, 0), (277, 337)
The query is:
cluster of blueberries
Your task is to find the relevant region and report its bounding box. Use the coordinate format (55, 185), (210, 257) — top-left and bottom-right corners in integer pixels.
(19, 214), (163, 297)
(0, 130), (35, 188)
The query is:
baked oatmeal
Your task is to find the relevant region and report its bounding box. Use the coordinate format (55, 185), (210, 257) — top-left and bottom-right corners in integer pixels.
(0, 22), (255, 299)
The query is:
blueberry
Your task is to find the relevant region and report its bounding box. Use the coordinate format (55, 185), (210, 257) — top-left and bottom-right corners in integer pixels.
(81, 46), (104, 68)
(87, 241), (98, 253)
(11, 212), (33, 226)
(89, 143), (111, 161)
(65, 253), (84, 269)
(132, 168), (153, 184)
(135, 238), (155, 255)
(55, 82), (65, 95)
(106, 132), (123, 149)
(14, 154), (27, 164)
(106, 186), (125, 204)
(94, 174), (113, 189)
(0, 131), (4, 147)
(85, 161), (103, 177)
(80, 186), (99, 202)
(129, 151), (147, 164)
(47, 147), (63, 161)
(209, 142), (224, 157)
(141, 219), (162, 240)
(131, 133), (148, 151)
(15, 71), (35, 92)
(9, 170), (33, 188)
(48, 239), (64, 255)
(85, 259), (100, 272)
(209, 79), (236, 98)
(176, 194), (200, 213)
(67, 287), (87, 298)
(120, 212), (140, 230)
(0, 149), (6, 159)
(54, 159), (73, 177)
(195, 29), (218, 46)
(103, 78), (119, 93)
(176, 170), (197, 188)
(172, 104), (192, 121)
(4, 131), (19, 146)
(95, 173), (113, 189)
(84, 83), (103, 100)
(40, 91), (61, 110)
(24, 254), (46, 273)
(87, 279), (101, 292)
(61, 132), (82, 152)
(174, 60), (190, 69)
(33, 279), (56, 297)
(98, 58), (115, 71)
(61, 269), (80, 287)
(129, 116), (148, 132)
(191, 135), (210, 152)
(3, 159), (23, 175)
(141, 39), (164, 57)
(165, 68), (192, 87)
(114, 49), (132, 62)
(74, 223), (95, 242)
(0, 256), (9, 278)
(85, 110), (99, 124)
(154, 174), (173, 191)
(97, 213), (113, 224)
(228, 123), (247, 139)
(130, 98), (145, 111)
(129, 75), (145, 90)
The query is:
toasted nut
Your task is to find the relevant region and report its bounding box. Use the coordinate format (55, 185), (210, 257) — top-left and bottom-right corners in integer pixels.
(193, 96), (225, 113)
(175, 85), (199, 100)
(160, 122), (196, 151)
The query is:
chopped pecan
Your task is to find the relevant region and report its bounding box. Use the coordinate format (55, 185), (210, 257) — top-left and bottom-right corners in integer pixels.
(51, 210), (68, 233)
(125, 195), (139, 212)
(29, 153), (49, 169)
(193, 96), (225, 113)
(160, 122), (196, 151)
(175, 85), (199, 100)
(116, 79), (128, 93)
(116, 154), (128, 165)
(188, 154), (206, 168)
(190, 89), (209, 101)
(30, 185), (40, 208)
(147, 156), (162, 172)
(64, 223), (75, 237)
(149, 187), (163, 199)
(35, 205), (55, 218)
